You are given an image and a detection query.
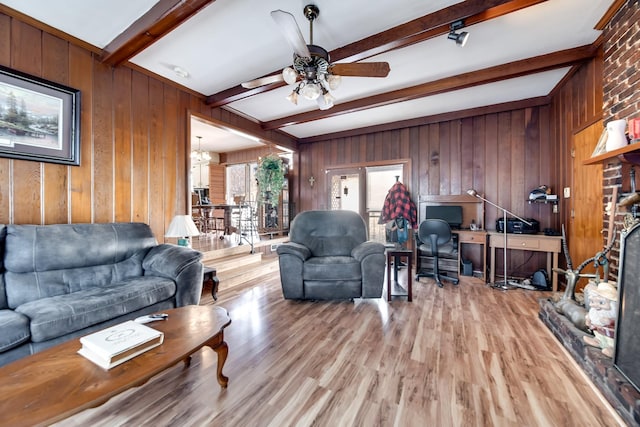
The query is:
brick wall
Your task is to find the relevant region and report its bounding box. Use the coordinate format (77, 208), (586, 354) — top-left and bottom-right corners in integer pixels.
(603, 0), (640, 122)
(602, 0), (640, 279)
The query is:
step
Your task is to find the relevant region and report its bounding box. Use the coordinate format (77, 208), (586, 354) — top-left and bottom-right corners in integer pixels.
(216, 256), (280, 291)
(200, 244), (252, 263)
(206, 252), (263, 274)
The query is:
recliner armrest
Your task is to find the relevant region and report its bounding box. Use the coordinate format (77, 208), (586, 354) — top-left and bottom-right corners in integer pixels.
(276, 242), (311, 261)
(352, 241), (385, 261)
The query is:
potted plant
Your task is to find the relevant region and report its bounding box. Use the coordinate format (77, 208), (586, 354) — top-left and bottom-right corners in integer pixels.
(255, 154), (285, 206)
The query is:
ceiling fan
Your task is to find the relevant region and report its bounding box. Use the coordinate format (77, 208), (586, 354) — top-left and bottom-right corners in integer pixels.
(241, 4), (390, 110)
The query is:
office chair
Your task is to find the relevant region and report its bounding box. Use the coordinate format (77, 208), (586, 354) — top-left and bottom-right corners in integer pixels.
(415, 219), (459, 287)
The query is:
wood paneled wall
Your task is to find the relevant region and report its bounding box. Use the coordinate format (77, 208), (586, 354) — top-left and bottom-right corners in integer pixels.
(299, 108), (556, 226)
(0, 14), (197, 237)
(298, 107), (557, 276)
(550, 54), (604, 270)
(0, 12), (295, 241)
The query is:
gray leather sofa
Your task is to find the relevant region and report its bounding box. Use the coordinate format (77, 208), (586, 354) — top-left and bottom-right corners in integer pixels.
(0, 222), (203, 367)
(277, 210), (385, 300)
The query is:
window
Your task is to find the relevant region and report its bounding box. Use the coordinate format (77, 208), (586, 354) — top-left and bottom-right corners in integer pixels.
(225, 163), (257, 204)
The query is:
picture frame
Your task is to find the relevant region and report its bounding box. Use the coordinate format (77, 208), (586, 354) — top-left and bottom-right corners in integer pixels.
(0, 65), (80, 165)
(592, 126), (608, 157)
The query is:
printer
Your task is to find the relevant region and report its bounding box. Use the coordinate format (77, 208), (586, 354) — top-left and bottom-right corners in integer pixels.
(496, 218), (540, 234)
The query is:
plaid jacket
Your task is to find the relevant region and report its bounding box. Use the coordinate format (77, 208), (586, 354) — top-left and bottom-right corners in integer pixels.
(379, 181), (417, 229)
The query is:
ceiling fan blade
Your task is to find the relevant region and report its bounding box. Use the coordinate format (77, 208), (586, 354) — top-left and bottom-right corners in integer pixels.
(270, 10), (311, 59)
(241, 74), (284, 89)
(329, 62), (390, 78)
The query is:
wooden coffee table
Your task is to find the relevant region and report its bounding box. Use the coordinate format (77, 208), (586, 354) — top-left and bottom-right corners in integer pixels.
(0, 305), (231, 427)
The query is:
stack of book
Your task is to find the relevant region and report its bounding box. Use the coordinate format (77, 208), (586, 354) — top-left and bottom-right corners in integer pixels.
(77, 320), (164, 369)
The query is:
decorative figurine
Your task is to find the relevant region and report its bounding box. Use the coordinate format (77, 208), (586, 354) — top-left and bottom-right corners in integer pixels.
(583, 281), (618, 358)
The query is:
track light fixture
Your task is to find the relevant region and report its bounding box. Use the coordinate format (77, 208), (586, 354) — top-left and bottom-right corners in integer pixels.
(448, 20), (469, 47)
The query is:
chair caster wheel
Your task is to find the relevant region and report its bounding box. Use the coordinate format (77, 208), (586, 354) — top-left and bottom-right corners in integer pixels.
(436, 282), (444, 288)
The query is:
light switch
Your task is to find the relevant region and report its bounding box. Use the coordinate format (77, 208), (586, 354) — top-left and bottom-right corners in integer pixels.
(563, 187), (571, 198)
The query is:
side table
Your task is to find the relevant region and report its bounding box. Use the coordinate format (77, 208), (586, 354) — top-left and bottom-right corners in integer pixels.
(386, 248), (413, 301)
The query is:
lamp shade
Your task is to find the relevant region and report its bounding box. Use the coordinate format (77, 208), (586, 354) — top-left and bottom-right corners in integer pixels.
(166, 215), (200, 246)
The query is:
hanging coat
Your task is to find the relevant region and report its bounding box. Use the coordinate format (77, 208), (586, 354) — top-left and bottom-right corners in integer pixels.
(379, 181), (418, 229)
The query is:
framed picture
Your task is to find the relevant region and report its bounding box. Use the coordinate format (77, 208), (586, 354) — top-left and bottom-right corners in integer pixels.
(592, 126), (608, 157)
(0, 65), (80, 165)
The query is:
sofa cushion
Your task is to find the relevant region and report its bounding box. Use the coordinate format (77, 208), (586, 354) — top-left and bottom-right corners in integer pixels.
(5, 256), (148, 309)
(303, 256), (361, 281)
(0, 309), (30, 352)
(290, 210), (368, 257)
(4, 223), (157, 308)
(306, 236), (360, 257)
(15, 276), (175, 342)
(304, 280), (361, 299)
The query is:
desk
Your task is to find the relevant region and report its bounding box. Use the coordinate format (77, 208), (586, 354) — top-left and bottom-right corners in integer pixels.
(488, 232), (562, 291)
(455, 230), (487, 280)
(386, 248), (412, 301)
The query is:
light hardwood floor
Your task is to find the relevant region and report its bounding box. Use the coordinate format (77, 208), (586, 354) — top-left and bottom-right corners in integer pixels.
(56, 267), (622, 427)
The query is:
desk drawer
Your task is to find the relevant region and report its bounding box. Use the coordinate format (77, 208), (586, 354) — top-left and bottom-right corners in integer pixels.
(458, 232), (486, 244)
(508, 237), (540, 250)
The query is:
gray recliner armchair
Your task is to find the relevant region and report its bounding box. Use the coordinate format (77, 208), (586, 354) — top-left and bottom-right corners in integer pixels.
(276, 210), (386, 300)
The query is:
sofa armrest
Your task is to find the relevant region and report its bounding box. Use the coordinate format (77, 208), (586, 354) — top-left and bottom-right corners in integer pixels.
(353, 241), (386, 298)
(276, 242), (310, 299)
(142, 244), (204, 306)
(352, 240), (385, 262)
(276, 242), (311, 261)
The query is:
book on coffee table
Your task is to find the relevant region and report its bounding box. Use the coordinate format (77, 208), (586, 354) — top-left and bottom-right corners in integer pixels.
(77, 320), (164, 369)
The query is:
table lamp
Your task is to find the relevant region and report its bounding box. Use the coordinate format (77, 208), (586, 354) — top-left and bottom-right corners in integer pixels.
(165, 215), (200, 247)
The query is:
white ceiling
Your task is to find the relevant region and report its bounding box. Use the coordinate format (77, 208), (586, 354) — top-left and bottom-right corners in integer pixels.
(0, 0), (615, 152)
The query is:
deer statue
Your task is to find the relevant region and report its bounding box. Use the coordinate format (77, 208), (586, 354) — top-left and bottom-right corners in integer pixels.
(553, 224), (615, 331)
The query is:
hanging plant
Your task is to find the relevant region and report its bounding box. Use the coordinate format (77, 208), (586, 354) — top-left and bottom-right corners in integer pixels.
(256, 154), (285, 207)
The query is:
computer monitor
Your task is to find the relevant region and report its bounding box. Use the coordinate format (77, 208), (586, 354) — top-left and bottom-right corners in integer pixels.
(425, 205), (463, 229)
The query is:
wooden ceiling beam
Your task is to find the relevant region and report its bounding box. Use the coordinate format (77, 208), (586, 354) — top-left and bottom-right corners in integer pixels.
(205, 0), (545, 108)
(100, 0), (215, 67)
(261, 44), (597, 131)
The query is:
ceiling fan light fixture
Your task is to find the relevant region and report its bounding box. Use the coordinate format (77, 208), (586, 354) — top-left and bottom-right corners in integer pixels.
(315, 85), (335, 110)
(448, 20), (469, 47)
(282, 67), (298, 85)
(301, 82), (321, 100)
(286, 87), (300, 105)
(240, 4), (388, 111)
(326, 74), (341, 90)
(322, 93), (335, 110)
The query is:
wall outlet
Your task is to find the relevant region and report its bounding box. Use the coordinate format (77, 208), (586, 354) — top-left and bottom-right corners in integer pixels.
(553, 204), (558, 213)
(563, 187), (571, 198)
